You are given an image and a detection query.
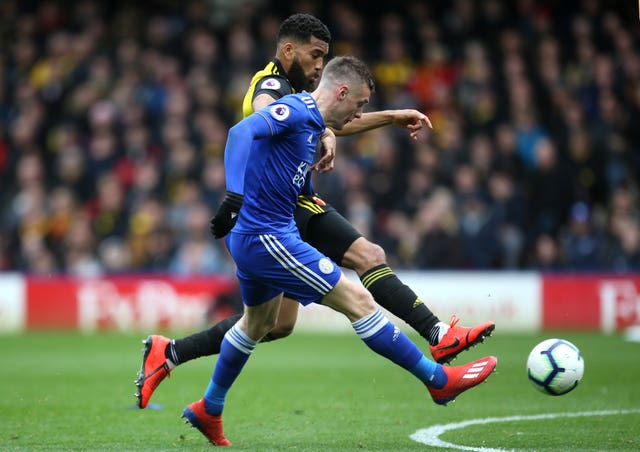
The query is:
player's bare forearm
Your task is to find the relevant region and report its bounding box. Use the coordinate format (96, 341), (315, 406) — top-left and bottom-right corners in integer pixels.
(333, 109), (432, 140)
(334, 111), (394, 135)
(311, 128), (336, 173)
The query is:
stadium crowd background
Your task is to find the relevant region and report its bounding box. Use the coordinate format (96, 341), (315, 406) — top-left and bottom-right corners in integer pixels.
(0, 0), (639, 276)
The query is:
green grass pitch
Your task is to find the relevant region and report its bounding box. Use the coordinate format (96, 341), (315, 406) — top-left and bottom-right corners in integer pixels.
(1, 329), (639, 451)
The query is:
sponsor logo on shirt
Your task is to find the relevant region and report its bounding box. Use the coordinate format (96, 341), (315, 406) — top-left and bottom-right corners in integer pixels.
(292, 161), (309, 188)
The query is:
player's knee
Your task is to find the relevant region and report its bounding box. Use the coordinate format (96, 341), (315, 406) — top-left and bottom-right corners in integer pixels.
(367, 242), (386, 265)
(251, 316), (279, 340)
(345, 286), (377, 320)
(351, 240), (386, 272)
(267, 323), (295, 340)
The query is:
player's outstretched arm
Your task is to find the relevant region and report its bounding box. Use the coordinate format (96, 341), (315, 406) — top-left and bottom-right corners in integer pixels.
(334, 109), (432, 139)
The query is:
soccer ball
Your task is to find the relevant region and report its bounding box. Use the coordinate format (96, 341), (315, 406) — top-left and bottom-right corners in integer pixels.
(526, 338), (584, 396)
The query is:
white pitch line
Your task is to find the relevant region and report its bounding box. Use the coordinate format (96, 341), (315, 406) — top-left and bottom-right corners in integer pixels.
(410, 409), (640, 451)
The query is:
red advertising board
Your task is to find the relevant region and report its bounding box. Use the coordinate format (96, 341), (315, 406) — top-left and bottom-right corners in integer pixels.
(2, 272), (638, 332)
(25, 275), (238, 331)
(542, 274), (640, 331)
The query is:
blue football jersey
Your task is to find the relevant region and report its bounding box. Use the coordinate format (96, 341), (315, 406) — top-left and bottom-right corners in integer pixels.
(225, 92), (325, 234)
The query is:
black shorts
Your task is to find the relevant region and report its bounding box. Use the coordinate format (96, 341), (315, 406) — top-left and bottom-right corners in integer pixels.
(294, 194), (362, 264)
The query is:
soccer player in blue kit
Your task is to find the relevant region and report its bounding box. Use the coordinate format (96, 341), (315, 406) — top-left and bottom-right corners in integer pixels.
(180, 56), (497, 447)
(136, 14), (496, 412)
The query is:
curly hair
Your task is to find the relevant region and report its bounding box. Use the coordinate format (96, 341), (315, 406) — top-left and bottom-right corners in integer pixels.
(277, 13), (331, 44)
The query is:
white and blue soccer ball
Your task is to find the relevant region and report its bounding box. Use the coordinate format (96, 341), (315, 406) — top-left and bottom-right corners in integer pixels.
(526, 338), (584, 396)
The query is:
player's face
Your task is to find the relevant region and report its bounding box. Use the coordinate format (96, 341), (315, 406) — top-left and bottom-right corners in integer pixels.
(289, 36), (329, 92)
(331, 83), (370, 130)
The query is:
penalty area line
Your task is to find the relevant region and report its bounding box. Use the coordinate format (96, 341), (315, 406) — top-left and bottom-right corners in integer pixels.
(410, 409), (640, 452)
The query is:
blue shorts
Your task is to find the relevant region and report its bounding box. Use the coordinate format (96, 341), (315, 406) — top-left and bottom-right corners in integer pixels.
(225, 231), (342, 306)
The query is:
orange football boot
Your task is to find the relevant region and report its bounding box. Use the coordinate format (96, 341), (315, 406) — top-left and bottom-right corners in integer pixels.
(428, 356), (498, 405)
(134, 335), (172, 408)
(430, 315), (495, 364)
(182, 398), (231, 447)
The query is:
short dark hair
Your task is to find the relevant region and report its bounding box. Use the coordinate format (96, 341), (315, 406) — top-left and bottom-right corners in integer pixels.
(322, 56), (375, 93)
(277, 13), (331, 45)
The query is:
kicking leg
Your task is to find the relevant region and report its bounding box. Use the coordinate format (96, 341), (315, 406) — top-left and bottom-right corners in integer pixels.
(321, 273), (497, 406)
(305, 210), (495, 361)
(304, 210), (444, 343)
(345, 237), (495, 363)
(343, 237), (441, 343)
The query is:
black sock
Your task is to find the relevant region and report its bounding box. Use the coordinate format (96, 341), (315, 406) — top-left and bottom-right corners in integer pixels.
(360, 264), (439, 344)
(165, 314), (242, 365)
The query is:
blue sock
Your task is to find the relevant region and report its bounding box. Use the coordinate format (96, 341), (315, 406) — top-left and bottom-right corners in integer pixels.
(410, 356), (448, 389)
(203, 324), (256, 415)
(352, 309), (441, 385)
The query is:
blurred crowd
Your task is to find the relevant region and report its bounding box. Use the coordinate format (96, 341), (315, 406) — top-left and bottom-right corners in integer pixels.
(1, 0), (639, 276)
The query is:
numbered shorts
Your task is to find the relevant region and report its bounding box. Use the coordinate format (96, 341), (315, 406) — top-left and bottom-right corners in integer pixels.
(225, 231), (342, 307)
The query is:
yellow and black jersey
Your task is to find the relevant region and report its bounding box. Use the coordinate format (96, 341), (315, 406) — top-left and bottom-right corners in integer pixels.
(241, 59), (295, 119)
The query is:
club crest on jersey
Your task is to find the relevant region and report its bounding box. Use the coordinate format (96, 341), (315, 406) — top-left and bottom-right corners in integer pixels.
(318, 257), (334, 275)
(261, 78), (281, 90)
(269, 104), (290, 121)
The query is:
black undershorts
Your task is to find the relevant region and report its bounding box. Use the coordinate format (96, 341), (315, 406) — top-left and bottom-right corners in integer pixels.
(294, 194), (362, 265)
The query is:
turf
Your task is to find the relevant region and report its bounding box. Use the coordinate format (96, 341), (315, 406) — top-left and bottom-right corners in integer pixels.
(1, 329), (638, 451)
